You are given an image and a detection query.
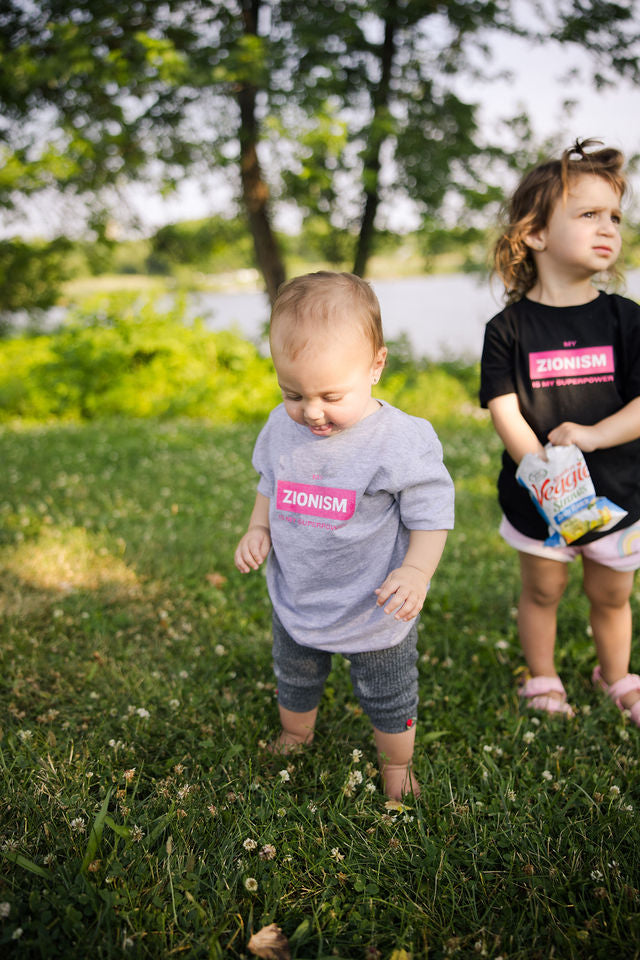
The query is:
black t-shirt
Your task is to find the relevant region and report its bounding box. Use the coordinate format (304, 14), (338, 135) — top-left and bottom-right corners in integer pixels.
(480, 292), (640, 543)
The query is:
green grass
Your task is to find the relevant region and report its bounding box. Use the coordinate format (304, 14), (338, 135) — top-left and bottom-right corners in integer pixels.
(1, 415), (640, 959)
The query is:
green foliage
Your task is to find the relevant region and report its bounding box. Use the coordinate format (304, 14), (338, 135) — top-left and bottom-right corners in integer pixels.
(0, 295), (280, 422)
(0, 237), (72, 323)
(146, 216), (255, 275)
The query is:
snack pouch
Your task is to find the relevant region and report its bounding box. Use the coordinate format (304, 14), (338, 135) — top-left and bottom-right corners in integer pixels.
(516, 443), (627, 547)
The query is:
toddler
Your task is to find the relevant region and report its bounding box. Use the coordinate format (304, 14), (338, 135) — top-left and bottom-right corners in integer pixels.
(480, 139), (640, 723)
(235, 271), (454, 798)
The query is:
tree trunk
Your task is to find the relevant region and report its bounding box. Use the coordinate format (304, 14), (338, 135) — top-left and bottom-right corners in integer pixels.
(352, 11), (397, 278)
(238, 0), (286, 304)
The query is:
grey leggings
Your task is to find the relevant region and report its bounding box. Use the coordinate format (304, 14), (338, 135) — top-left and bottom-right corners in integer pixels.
(271, 612), (419, 734)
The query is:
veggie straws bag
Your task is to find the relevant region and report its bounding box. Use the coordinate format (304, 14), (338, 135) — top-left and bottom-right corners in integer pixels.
(516, 443), (627, 547)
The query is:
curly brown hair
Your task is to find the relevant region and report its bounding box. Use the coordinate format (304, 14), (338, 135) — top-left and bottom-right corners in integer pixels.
(493, 138), (627, 304)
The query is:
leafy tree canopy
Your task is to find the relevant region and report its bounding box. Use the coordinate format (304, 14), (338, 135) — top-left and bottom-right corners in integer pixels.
(1, 0), (638, 301)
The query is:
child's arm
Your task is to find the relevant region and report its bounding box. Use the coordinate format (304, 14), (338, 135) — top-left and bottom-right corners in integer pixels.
(375, 529), (448, 622)
(234, 492), (272, 573)
(488, 393), (545, 462)
(548, 396), (640, 452)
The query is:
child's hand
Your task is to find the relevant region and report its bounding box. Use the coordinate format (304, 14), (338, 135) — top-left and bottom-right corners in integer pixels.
(547, 421), (601, 452)
(375, 565), (429, 621)
(234, 526), (271, 573)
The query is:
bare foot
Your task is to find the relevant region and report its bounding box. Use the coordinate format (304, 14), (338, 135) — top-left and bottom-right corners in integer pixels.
(265, 729), (312, 755)
(382, 764), (421, 801)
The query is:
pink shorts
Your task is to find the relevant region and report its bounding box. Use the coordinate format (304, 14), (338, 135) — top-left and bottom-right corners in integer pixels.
(500, 515), (640, 572)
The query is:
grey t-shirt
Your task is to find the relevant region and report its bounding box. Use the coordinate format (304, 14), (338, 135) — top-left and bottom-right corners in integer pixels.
(253, 401), (455, 653)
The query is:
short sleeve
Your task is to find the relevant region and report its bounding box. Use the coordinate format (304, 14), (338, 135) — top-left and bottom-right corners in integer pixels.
(373, 417), (455, 531)
(479, 313), (517, 408)
(616, 296), (640, 403)
(251, 417), (275, 498)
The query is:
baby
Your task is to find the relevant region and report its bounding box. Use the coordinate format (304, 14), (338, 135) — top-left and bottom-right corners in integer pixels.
(235, 271), (454, 798)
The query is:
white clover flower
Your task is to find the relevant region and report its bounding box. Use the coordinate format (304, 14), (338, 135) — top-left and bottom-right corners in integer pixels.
(495, 640), (509, 650)
(214, 644), (226, 656)
(259, 844), (276, 860)
(506, 789), (516, 802)
(70, 817), (86, 833)
(131, 825), (144, 843)
(523, 731), (535, 743)
(530, 717), (541, 726)
(179, 670), (188, 679)
(619, 729), (630, 741)
(351, 749), (363, 762)
(590, 869), (603, 881)
(12, 928), (23, 940)
(0, 902), (10, 919)
(483, 744), (493, 753)
(331, 847), (345, 861)
(347, 770), (363, 787)
(307, 802), (318, 813)
(244, 877), (258, 892)
(169, 699), (180, 709)
(365, 782), (376, 794)
(136, 707), (150, 719)
(17, 729), (33, 742)
(278, 770), (290, 782)
(542, 770), (553, 781)
(277, 807), (286, 818)
(610, 785), (621, 796)
(243, 838), (258, 851)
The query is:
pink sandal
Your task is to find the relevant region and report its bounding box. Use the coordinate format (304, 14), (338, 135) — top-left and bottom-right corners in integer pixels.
(519, 675), (575, 718)
(592, 666), (640, 727)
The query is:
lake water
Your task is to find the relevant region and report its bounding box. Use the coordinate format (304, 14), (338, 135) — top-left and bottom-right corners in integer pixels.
(193, 269), (640, 361)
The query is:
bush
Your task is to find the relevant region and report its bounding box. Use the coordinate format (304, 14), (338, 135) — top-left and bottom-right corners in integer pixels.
(0, 294), (280, 422)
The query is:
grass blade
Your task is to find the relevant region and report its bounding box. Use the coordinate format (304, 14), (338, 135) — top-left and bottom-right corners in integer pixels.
(80, 787), (113, 875)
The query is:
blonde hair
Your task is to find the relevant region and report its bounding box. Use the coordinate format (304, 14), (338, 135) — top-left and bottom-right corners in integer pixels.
(270, 271), (384, 359)
(494, 138), (627, 304)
